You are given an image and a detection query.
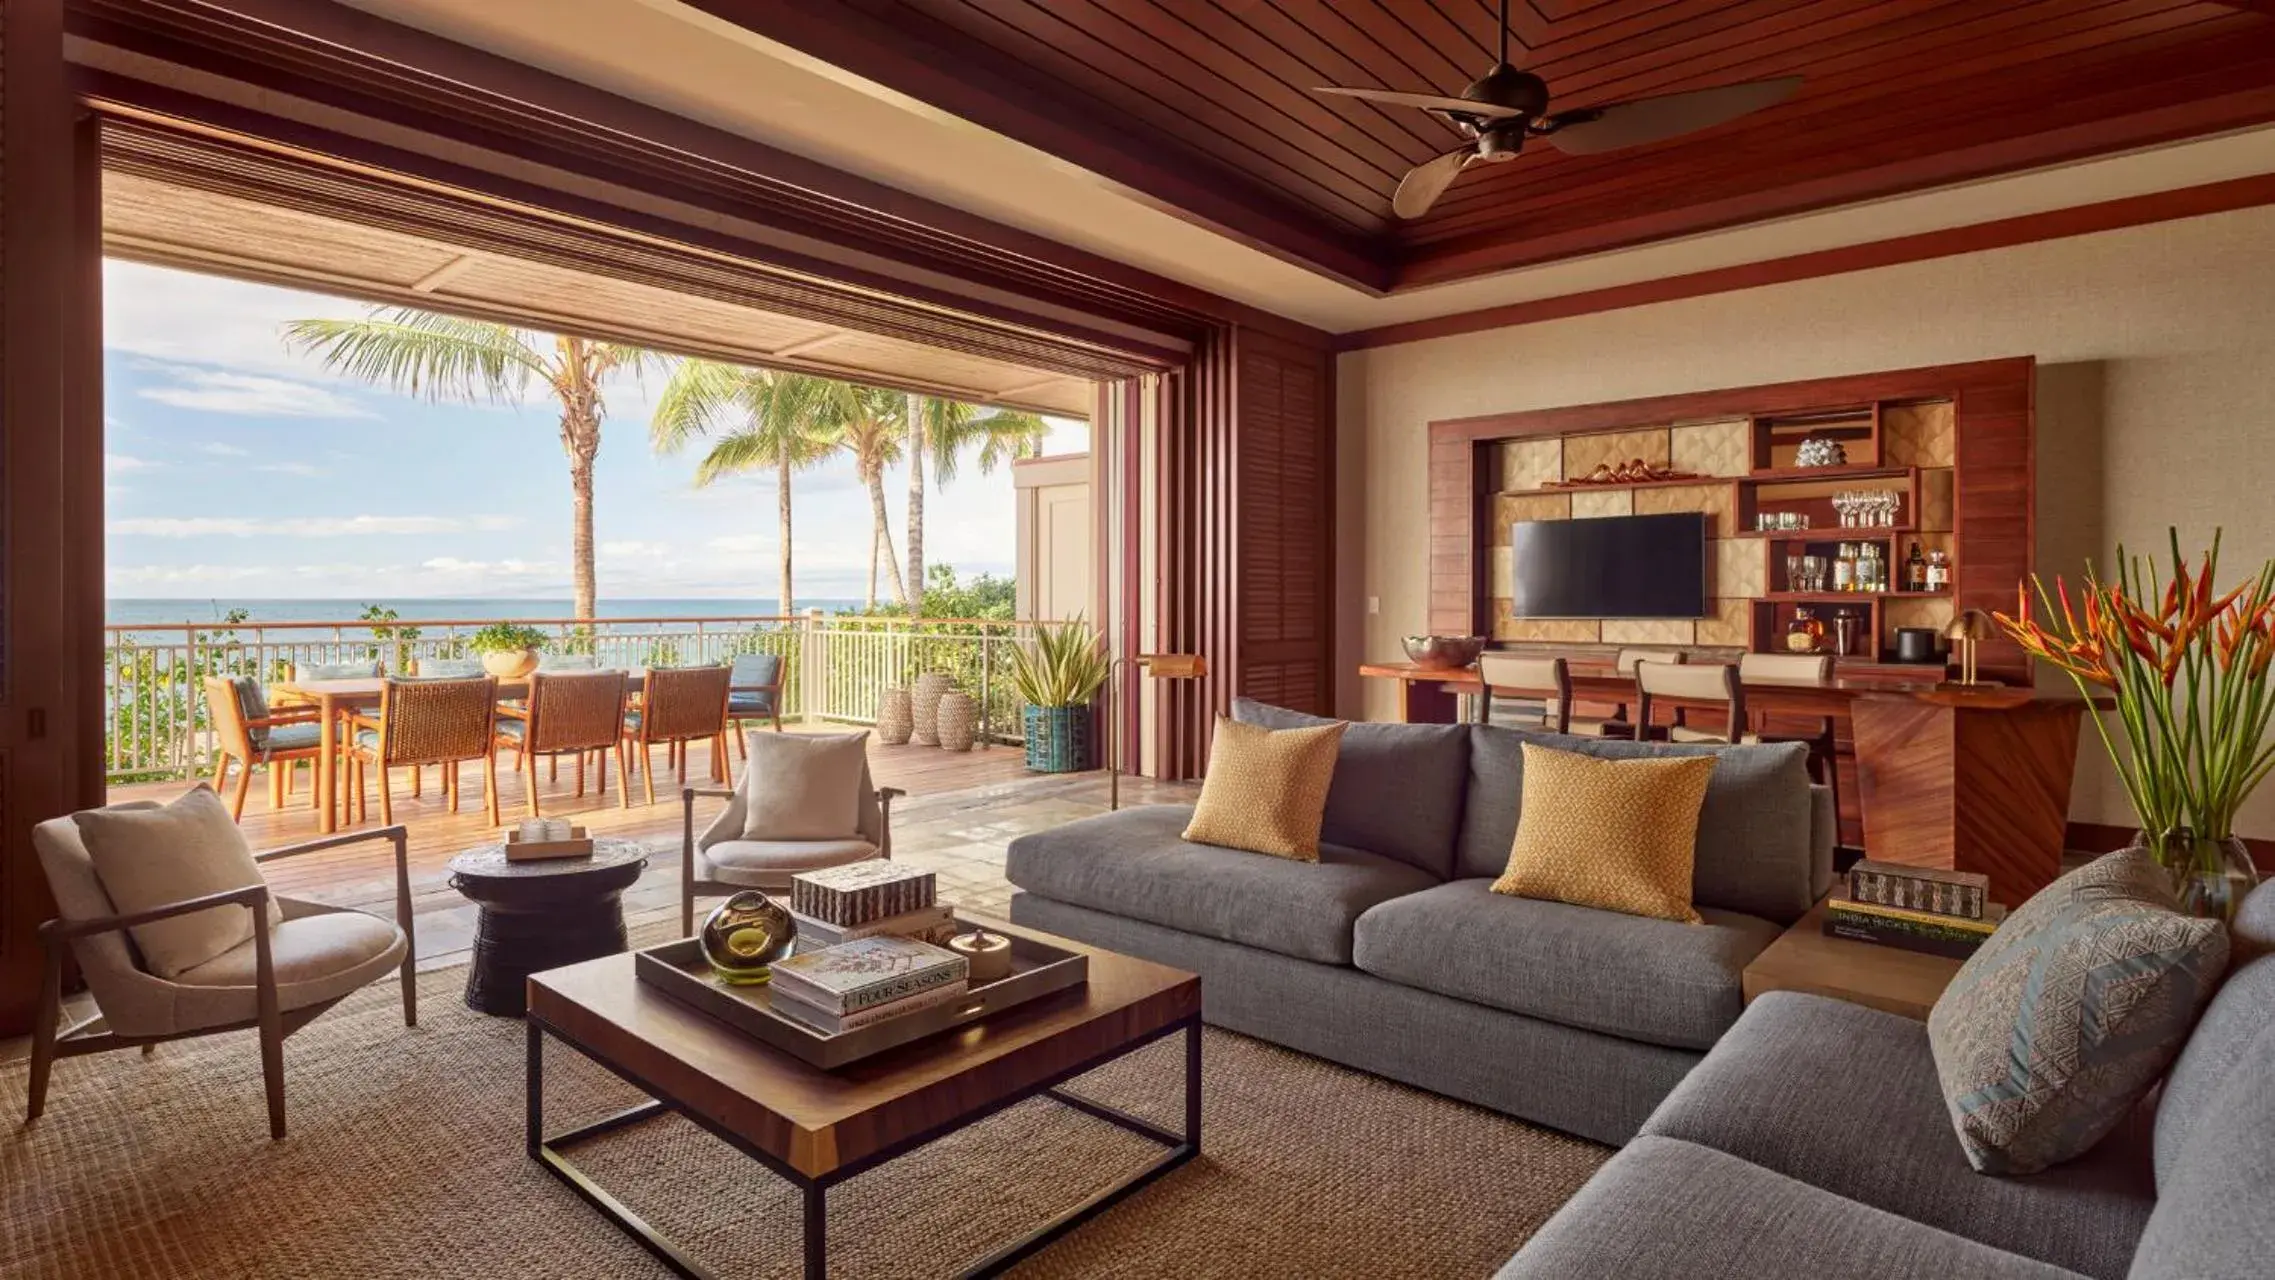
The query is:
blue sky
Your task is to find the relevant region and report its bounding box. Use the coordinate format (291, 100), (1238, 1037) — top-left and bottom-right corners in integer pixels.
(102, 260), (1087, 600)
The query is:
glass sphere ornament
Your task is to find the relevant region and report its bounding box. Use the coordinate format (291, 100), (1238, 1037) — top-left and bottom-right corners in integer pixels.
(700, 891), (795, 985)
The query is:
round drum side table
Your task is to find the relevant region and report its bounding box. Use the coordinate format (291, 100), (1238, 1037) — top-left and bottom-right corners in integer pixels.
(447, 838), (649, 1016)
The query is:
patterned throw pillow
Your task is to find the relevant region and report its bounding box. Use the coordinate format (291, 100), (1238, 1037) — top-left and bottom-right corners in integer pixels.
(1927, 850), (2230, 1175)
(1181, 716), (1347, 861)
(1491, 743), (1717, 924)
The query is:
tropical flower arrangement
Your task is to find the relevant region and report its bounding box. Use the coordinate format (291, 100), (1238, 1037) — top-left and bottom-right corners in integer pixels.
(1995, 530), (2269, 919)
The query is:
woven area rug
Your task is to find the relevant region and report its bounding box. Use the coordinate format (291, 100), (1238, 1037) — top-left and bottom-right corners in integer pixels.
(1, 942), (1605, 1279)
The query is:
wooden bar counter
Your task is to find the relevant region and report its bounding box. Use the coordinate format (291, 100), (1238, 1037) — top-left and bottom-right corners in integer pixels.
(1359, 660), (2089, 905)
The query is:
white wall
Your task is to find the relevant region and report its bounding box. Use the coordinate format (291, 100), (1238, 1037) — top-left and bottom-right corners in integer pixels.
(1337, 202), (2275, 836)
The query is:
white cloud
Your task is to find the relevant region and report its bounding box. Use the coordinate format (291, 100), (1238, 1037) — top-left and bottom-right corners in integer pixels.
(707, 534), (770, 553)
(200, 442), (250, 457)
(139, 368), (376, 419)
(601, 540), (672, 558)
(109, 514), (519, 538)
(257, 461), (327, 477)
(105, 453), (160, 474)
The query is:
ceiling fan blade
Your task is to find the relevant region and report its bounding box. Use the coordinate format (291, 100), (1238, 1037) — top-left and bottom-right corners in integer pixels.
(1393, 149), (1476, 220)
(1542, 76), (1801, 156)
(1313, 86), (1524, 121)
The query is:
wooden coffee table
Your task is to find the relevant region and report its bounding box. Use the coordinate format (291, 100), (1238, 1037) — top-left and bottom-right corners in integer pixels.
(525, 920), (1202, 1279)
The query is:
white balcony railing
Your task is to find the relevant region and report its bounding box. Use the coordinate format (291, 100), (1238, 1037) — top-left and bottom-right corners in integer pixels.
(104, 612), (1039, 783)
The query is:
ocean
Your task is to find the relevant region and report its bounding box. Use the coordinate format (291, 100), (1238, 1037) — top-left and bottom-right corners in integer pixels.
(106, 598), (868, 630)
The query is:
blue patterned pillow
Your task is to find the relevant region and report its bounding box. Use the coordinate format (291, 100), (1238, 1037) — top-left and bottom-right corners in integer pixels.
(1927, 850), (2229, 1175)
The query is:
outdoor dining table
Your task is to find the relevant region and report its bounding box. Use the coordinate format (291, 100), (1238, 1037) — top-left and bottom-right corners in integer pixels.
(270, 671), (650, 834)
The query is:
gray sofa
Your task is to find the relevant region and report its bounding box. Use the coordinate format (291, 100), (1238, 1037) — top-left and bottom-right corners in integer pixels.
(1005, 699), (1836, 1145)
(1499, 882), (2275, 1280)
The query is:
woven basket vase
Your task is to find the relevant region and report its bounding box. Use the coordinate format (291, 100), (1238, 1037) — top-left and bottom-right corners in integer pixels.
(910, 671), (955, 746)
(936, 691), (978, 753)
(876, 687), (914, 745)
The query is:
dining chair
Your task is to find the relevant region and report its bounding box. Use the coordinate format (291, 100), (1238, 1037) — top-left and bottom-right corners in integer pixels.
(498, 670), (630, 816)
(681, 734), (904, 933)
(726, 652), (786, 754)
(1738, 652), (1842, 818)
(1474, 653), (1572, 733)
(1634, 660), (1749, 743)
(200, 675), (325, 820)
(346, 676), (502, 826)
(27, 792), (414, 1140)
(624, 664), (735, 806)
(1570, 648), (1687, 737)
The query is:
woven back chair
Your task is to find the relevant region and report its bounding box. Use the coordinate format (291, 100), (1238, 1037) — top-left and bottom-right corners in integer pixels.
(347, 676), (501, 827)
(626, 665), (735, 805)
(200, 676), (324, 820)
(501, 671), (630, 817)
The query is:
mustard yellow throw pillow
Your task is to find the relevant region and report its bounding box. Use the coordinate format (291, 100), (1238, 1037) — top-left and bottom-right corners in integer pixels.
(1181, 716), (1347, 861)
(1492, 743), (1717, 923)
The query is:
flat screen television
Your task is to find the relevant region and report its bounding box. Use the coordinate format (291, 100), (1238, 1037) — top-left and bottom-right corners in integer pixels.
(1508, 512), (1707, 619)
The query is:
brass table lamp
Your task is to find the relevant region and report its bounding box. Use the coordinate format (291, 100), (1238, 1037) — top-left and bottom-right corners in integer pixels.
(1107, 653), (1206, 810)
(1942, 609), (1997, 687)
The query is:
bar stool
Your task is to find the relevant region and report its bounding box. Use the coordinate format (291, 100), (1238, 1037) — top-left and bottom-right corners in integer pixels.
(1738, 652), (1842, 819)
(1571, 648), (1686, 737)
(1634, 661), (1748, 743)
(1475, 653), (1573, 733)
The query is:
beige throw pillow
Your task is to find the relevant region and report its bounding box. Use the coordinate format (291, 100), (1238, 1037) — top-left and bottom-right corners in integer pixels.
(741, 730), (870, 841)
(1491, 743), (1717, 924)
(1181, 716), (1347, 861)
(75, 785), (280, 978)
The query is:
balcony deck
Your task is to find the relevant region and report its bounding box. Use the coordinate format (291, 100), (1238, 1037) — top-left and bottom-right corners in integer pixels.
(105, 731), (1195, 973)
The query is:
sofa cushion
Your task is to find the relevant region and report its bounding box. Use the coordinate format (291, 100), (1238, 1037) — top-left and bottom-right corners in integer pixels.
(1183, 716), (1346, 861)
(2130, 1020), (2275, 1280)
(1461, 726), (1818, 923)
(1352, 879), (1780, 1051)
(1232, 699), (1469, 877)
(1005, 805), (1438, 965)
(1644, 992), (2153, 1280)
(1929, 850), (2228, 1176)
(2153, 946), (2275, 1187)
(1496, 1136), (2089, 1280)
(1493, 743), (1718, 924)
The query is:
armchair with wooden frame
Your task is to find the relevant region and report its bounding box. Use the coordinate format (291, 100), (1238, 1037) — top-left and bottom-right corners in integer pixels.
(201, 675), (326, 820)
(680, 764), (905, 933)
(496, 669), (630, 816)
(346, 676), (502, 827)
(26, 810), (415, 1140)
(624, 664), (735, 806)
(725, 651), (786, 754)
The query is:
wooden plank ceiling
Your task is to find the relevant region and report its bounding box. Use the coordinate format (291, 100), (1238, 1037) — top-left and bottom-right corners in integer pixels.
(694, 0), (2275, 291)
(101, 172), (1095, 418)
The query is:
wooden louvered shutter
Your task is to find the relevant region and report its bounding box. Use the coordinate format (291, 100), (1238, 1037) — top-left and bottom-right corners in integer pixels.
(1232, 331), (1332, 716)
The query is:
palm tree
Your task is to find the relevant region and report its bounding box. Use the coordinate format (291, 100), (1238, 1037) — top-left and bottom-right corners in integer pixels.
(284, 308), (656, 620)
(825, 387), (911, 609)
(649, 361), (840, 617)
(905, 397), (1051, 614)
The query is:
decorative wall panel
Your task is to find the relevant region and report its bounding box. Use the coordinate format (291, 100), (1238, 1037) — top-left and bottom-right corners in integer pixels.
(1696, 598), (1751, 647)
(1671, 419), (1751, 477)
(1490, 493), (1572, 544)
(1712, 539), (1766, 599)
(1602, 618), (1697, 646)
(1498, 438), (1560, 493)
(1920, 467), (1957, 532)
(1561, 427), (1668, 480)
(1883, 402), (1959, 468)
(1634, 483), (1736, 538)
(1569, 489), (1632, 518)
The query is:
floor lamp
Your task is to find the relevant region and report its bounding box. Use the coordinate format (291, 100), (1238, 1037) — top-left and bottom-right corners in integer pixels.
(1106, 653), (1207, 810)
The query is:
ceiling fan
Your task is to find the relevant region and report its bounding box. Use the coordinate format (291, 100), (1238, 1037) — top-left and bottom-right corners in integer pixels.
(1312, 0), (1802, 219)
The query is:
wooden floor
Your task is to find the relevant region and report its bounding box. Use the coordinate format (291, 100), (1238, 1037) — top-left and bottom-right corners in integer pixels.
(103, 730), (1191, 976)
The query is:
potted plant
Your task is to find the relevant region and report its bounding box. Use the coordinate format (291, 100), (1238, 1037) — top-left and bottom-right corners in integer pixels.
(1996, 529), (2271, 921)
(1008, 618), (1109, 773)
(466, 622), (551, 679)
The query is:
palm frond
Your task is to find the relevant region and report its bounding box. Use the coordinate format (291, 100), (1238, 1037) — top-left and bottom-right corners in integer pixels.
(282, 308), (543, 405)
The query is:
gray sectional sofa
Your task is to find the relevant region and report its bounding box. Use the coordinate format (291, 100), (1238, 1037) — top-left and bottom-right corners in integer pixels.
(1005, 699), (1836, 1145)
(1499, 882), (2275, 1280)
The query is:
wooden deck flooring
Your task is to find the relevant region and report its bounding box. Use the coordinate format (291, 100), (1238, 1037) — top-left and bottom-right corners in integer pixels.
(104, 732), (1193, 975)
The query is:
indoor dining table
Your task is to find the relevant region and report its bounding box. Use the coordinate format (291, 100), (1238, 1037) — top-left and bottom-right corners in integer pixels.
(270, 670), (649, 834)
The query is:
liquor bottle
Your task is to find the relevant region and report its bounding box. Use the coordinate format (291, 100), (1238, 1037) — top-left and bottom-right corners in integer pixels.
(1786, 606), (1824, 653)
(1832, 543), (1855, 592)
(1906, 541), (1928, 592)
(1925, 550), (1950, 592)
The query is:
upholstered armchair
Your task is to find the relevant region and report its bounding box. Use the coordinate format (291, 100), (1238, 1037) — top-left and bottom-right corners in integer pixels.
(26, 800), (415, 1140)
(680, 739), (903, 933)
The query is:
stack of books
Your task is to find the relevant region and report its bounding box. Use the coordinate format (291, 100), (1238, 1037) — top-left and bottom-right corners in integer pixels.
(1825, 861), (2004, 959)
(768, 934), (970, 1035)
(787, 863), (958, 948)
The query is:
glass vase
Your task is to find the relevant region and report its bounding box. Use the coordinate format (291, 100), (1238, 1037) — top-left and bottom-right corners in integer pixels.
(2134, 831), (2261, 925)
